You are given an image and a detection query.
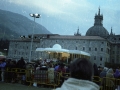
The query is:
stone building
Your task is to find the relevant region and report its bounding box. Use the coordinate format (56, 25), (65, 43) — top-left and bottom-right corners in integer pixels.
(7, 8), (120, 67)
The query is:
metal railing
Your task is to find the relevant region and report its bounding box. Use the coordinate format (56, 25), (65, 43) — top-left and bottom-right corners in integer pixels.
(1, 68), (120, 89)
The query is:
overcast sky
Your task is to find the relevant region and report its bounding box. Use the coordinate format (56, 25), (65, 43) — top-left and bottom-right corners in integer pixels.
(1, 0), (120, 35)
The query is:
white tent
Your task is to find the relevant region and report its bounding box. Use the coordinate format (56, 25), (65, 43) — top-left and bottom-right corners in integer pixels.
(68, 50), (90, 56)
(36, 44), (90, 63)
(36, 44), (90, 56)
(44, 48), (69, 53)
(36, 48), (45, 51)
(36, 44), (69, 53)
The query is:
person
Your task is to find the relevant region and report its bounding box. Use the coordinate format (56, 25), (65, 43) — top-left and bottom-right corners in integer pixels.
(114, 69), (120, 78)
(99, 67), (108, 87)
(16, 57), (26, 84)
(114, 69), (120, 89)
(16, 57), (26, 69)
(105, 68), (115, 90)
(57, 63), (65, 73)
(100, 67), (108, 78)
(93, 63), (99, 76)
(0, 58), (6, 82)
(48, 64), (54, 83)
(57, 63), (66, 86)
(106, 68), (114, 78)
(54, 63), (60, 71)
(55, 58), (100, 90)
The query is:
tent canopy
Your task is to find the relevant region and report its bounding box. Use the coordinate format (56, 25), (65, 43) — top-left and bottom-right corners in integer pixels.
(0, 55), (6, 60)
(36, 44), (90, 56)
(68, 50), (90, 56)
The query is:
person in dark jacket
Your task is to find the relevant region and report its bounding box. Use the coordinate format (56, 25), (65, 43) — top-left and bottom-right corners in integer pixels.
(16, 57), (26, 84)
(16, 57), (25, 69)
(93, 63), (99, 76)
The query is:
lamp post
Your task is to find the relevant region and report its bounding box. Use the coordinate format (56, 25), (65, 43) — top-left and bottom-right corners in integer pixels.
(29, 13), (40, 62)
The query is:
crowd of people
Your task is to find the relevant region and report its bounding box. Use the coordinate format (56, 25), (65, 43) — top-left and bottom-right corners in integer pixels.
(0, 57), (120, 90)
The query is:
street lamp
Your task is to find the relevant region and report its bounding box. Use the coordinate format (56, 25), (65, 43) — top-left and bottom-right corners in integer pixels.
(29, 13), (41, 62)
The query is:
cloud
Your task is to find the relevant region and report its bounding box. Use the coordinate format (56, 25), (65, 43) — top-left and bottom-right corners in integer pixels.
(5, 0), (120, 35)
(6, 0), (94, 21)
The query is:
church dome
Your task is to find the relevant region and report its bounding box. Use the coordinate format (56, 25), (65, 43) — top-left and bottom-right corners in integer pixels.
(86, 25), (109, 36)
(86, 8), (109, 37)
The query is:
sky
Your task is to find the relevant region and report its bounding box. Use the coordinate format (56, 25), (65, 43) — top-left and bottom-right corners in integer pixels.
(0, 0), (120, 35)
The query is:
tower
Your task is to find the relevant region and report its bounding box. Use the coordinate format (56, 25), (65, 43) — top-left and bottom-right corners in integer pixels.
(94, 7), (103, 26)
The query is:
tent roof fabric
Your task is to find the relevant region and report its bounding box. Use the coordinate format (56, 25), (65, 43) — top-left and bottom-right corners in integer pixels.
(36, 44), (90, 56)
(69, 50), (90, 56)
(36, 48), (45, 51)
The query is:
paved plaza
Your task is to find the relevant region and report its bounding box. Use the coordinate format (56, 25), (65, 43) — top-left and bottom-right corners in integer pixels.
(0, 82), (53, 90)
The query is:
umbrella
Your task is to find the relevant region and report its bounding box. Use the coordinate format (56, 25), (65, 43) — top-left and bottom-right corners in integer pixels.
(0, 55), (6, 60)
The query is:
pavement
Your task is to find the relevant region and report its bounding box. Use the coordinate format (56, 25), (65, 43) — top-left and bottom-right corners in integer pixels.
(0, 82), (54, 90)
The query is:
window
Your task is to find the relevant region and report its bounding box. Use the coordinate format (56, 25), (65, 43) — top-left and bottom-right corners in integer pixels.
(76, 47), (77, 50)
(107, 43), (109, 46)
(15, 44), (17, 48)
(89, 47), (91, 51)
(14, 50), (16, 54)
(101, 48), (103, 51)
(95, 48), (97, 51)
(83, 47), (85, 51)
(94, 56), (96, 60)
(100, 57), (102, 61)
(101, 42), (104, 44)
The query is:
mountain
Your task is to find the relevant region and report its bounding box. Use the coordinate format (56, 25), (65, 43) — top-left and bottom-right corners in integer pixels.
(0, 9), (51, 39)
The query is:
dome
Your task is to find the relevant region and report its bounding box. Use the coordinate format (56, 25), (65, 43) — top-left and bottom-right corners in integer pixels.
(52, 44), (62, 49)
(86, 25), (109, 37)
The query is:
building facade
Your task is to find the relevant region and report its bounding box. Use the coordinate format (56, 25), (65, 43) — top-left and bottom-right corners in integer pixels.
(7, 8), (120, 67)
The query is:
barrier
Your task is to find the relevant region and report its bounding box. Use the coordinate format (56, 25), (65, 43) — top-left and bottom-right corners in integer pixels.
(25, 69), (61, 88)
(101, 77), (120, 90)
(1, 68), (120, 90)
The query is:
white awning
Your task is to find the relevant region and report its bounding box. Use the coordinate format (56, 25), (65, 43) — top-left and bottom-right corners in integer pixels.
(44, 48), (69, 53)
(68, 50), (90, 56)
(36, 48), (44, 51)
(36, 44), (90, 56)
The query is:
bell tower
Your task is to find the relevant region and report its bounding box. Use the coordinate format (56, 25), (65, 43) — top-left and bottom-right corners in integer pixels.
(94, 7), (103, 26)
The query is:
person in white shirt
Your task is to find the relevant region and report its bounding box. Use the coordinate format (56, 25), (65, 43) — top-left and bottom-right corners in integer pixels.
(55, 58), (100, 90)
